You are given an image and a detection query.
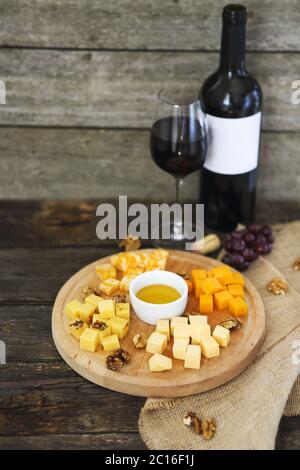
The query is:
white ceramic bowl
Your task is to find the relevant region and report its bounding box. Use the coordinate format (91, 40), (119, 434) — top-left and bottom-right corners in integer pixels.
(129, 270), (188, 325)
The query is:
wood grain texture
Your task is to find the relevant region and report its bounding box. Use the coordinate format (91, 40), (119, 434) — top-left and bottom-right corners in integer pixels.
(1, 49), (298, 130)
(0, 0), (299, 51)
(0, 128), (298, 201)
(52, 250), (265, 398)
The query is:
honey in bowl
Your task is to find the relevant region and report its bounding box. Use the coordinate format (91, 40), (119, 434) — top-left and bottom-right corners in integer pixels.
(136, 284), (181, 304)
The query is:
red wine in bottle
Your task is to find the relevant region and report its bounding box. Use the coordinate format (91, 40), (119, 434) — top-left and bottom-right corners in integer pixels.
(200, 4), (262, 232)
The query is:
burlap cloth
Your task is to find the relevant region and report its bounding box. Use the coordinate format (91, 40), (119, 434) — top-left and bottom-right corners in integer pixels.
(139, 221), (300, 450)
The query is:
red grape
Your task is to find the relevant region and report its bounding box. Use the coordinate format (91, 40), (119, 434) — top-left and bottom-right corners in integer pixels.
(243, 231), (255, 245)
(247, 223), (258, 234)
(231, 231), (243, 239)
(259, 224), (273, 238)
(242, 248), (258, 262)
(221, 254), (232, 266)
(267, 234), (274, 244)
(231, 238), (246, 252)
(237, 261), (250, 272)
(255, 234), (267, 244)
(231, 253), (244, 266)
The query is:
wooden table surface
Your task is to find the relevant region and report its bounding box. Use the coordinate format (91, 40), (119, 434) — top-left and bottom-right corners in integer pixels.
(0, 200), (300, 450)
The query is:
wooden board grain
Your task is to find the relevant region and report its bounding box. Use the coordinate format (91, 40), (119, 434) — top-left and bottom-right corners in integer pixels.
(0, 128), (298, 201)
(52, 250), (265, 398)
(0, 49), (298, 130)
(0, 0), (299, 51)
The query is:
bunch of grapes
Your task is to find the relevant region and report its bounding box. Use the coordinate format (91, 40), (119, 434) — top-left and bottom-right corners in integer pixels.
(222, 224), (274, 272)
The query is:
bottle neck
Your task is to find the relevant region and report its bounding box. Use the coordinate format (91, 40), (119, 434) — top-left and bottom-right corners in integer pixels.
(220, 22), (246, 75)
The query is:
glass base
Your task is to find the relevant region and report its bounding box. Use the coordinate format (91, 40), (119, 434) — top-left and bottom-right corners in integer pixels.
(151, 222), (195, 250)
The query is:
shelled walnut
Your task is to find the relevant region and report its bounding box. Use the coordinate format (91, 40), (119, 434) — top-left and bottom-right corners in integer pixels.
(218, 317), (243, 330)
(133, 333), (147, 349)
(118, 235), (141, 252)
(106, 348), (132, 371)
(202, 418), (217, 440)
(293, 258), (300, 271)
(267, 278), (289, 295)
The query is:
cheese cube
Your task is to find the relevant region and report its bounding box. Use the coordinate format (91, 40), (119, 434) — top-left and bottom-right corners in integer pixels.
(190, 323), (211, 345)
(78, 302), (96, 323)
(108, 317), (129, 340)
(214, 290), (233, 310)
(194, 278), (205, 298)
(149, 353), (172, 372)
(232, 271), (245, 287)
(102, 334), (120, 352)
(213, 325), (230, 347)
(65, 300), (82, 320)
(98, 299), (115, 319)
(156, 319), (170, 341)
(172, 338), (189, 360)
(95, 263), (116, 281)
(89, 319), (111, 343)
(206, 270), (213, 278)
(199, 294), (213, 314)
(228, 297), (248, 317)
(80, 328), (100, 352)
(228, 284), (245, 298)
(99, 278), (120, 296)
(146, 332), (168, 354)
(69, 319), (88, 340)
(189, 315), (207, 325)
(199, 277), (223, 295)
(115, 303), (130, 323)
(173, 324), (190, 341)
(120, 274), (135, 292)
(212, 265), (234, 285)
(184, 345), (201, 369)
(200, 336), (220, 359)
(85, 294), (104, 306)
(170, 316), (188, 335)
(192, 269), (207, 298)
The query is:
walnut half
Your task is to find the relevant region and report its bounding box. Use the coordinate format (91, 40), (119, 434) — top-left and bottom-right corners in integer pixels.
(202, 418), (217, 440)
(267, 278), (289, 295)
(133, 333), (147, 349)
(293, 258), (300, 271)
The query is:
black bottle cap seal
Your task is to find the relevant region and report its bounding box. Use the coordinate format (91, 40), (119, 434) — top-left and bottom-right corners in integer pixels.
(223, 4), (247, 24)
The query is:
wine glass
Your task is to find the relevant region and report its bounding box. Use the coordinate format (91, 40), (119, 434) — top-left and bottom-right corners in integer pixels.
(150, 88), (208, 248)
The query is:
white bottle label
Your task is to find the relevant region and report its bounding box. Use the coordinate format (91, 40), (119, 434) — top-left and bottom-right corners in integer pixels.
(204, 112), (261, 175)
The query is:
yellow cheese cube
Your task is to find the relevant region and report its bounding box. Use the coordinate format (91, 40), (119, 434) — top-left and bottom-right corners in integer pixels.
(213, 325), (230, 347)
(80, 328), (100, 352)
(69, 319), (88, 340)
(85, 294), (104, 306)
(156, 319), (170, 341)
(172, 338), (189, 360)
(102, 334), (120, 352)
(228, 283), (245, 298)
(173, 324), (190, 341)
(108, 317), (129, 340)
(170, 316), (188, 335)
(78, 302), (96, 323)
(65, 300), (82, 320)
(120, 274), (136, 292)
(200, 336), (220, 359)
(228, 297), (248, 317)
(200, 277), (223, 295)
(190, 323), (211, 345)
(89, 319), (111, 343)
(214, 290), (233, 310)
(184, 345), (201, 369)
(99, 278), (120, 296)
(232, 271), (245, 286)
(189, 315), (207, 325)
(212, 265), (234, 285)
(98, 299), (115, 319)
(148, 353), (172, 372)
(199, 294), (214, 314)
(206, 270), (213, 278)
(146, 332), (168, 354)
(95, 263), (116, 281)
(115, 303), (130, 323)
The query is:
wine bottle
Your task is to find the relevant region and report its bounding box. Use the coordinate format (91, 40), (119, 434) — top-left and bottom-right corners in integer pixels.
(200, 4), (262, 232)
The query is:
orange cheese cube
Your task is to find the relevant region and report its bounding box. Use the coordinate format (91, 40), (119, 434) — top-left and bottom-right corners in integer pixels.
(194, 279), (205, 298)
(228, 283), (245, 298)
(199, 277), (223, 295)
(191, 269), (206, 289)
(214, 290), (233, 310)
(232, 271), (245, 287)
(212, 265), (234, 286)
(199, 294), (213, 314)
(206, 270), (213, 278)
(228, 297), (248, 317)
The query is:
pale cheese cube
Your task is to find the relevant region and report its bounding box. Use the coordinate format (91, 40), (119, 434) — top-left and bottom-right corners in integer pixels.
(102, 334), (120, 352)
(99, 278), (120, 296)
(212, 325), (230, 347)
(80, 328), (100, 352)
(78, 302), (97, 323)
(156, 319), (170, 341)
(173, 324), (190, 341)
(95, 263), (116, 281)
(85, 294), (104, 306)
(190, 323), (211, 345)
(189, 314), (207, 325)
(120, 274), (135, 292)
(108, 317), (129, 340)
(69, 319), (88, 340)
(146, 332), (168, 354)
(172, 338), (189, 360)
(89, 319), (111, 344)
(149, 353), (172, 372)
(170, 316), (188, 335)
(200, 336), (220, 359)
(115, 303), (130, 323)
(184, 345), (201, 369)
(98, 299), (115, 319)
(65, 300), (82, 320)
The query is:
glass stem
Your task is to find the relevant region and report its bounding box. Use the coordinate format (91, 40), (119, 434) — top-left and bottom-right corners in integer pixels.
(175, 178), (183, 204)
(173, 178), (183, 240)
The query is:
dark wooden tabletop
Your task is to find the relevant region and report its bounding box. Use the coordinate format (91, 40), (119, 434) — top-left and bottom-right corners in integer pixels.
(1, 200), (300, 450)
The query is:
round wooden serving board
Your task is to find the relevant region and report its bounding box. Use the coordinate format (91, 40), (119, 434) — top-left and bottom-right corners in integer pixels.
(52, 249), (265, 398)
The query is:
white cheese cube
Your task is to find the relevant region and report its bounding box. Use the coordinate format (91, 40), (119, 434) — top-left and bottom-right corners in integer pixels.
(170, 316), (188, 335)
(148, 353), (172, 372)
(212, 325), (230, 347)
(156, 319), (170, 341)
(184, 345), (201, 369)
(190, 323), (211, 345)
(172, 338), (189, 360)
(173, 324), (190, 341)
(200, 336), (220, 359)
(146, 332), (168, 354)
(189, 314), (207, 325)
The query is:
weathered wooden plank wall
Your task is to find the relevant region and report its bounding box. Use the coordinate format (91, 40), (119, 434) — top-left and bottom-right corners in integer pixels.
(0, 0), (299, 201)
